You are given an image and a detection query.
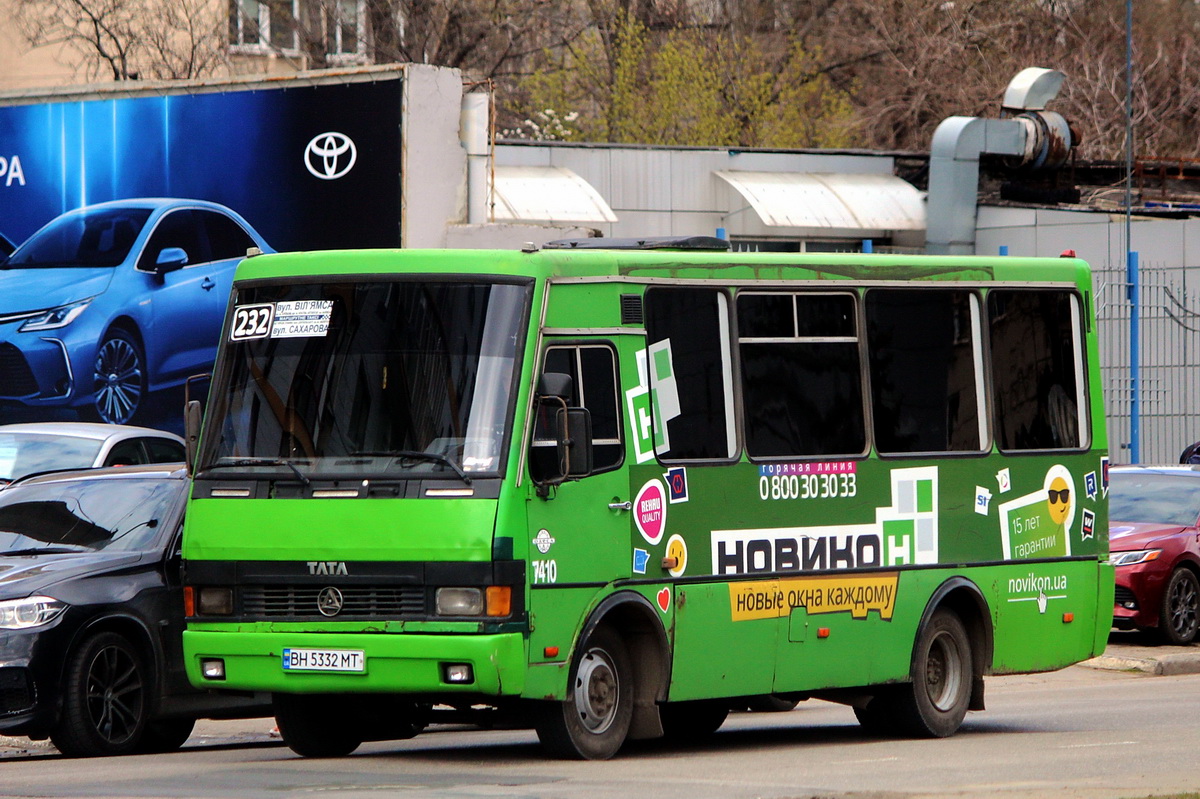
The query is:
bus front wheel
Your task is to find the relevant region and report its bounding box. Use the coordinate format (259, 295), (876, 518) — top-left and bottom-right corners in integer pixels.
(897, 608), (972, 737)
(535, 626), (633, 759)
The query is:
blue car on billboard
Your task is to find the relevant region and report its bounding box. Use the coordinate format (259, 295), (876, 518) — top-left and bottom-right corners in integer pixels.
(0, 199), (271, 425)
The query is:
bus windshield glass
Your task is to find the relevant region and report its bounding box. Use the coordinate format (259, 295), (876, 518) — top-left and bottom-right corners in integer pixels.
(198, 279), (528, 480)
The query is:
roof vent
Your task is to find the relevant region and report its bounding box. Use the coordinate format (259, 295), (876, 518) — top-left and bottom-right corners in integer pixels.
(620, 294), (643, 325)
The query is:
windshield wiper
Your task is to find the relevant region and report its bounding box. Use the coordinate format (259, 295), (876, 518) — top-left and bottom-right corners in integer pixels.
(205, 457), (311, 486)
(352, 450), (472, 485)
(2, 546), (84, 556)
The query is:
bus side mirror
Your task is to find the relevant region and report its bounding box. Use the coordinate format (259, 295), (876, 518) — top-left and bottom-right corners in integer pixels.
(557, 406), (593, 479)
(531, 372), (593, 496)
(537, 372), (573, 402)
(185, 399), (202, 475)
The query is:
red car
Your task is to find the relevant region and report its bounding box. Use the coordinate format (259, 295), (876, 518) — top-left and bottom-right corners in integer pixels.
(1110, 465), (1200, 644)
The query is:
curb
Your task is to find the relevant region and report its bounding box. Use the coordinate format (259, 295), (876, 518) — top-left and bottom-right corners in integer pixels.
(1081, 651), (1200, 676)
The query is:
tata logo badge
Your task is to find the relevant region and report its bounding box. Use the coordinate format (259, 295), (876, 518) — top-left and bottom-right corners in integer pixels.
(308, 561), (348, 575)
(533, 529), (556, 554)
(304, 132), (357, 180)
(317, 586), (344, 617)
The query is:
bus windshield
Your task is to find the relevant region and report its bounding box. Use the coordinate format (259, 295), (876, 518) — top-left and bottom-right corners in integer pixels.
(198, 279), (529, 480)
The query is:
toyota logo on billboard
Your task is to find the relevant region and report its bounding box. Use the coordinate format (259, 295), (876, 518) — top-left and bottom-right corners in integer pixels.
(304, 132), (357, 180)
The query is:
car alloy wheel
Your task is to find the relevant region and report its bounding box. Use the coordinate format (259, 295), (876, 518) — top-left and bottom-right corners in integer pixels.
(92, 328), (145, 425)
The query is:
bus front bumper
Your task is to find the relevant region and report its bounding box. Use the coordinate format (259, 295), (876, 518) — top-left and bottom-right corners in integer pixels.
(184, 630), (526, 696)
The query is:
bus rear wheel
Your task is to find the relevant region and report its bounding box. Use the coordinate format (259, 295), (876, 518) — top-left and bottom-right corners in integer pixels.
(896, 609), (972, 738)
(274, 694), (362, 758)
(535, 626), (632, 760)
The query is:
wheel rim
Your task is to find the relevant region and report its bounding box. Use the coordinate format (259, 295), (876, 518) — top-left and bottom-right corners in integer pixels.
(923, 630), (964, 712)
(573, 647), (619, 734)
(93, 336), (143, 424)
(84, 644), (144, 745)
(1169, 574), (1198, 639)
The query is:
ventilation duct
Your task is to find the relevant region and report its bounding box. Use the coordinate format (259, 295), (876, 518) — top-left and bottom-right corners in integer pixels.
(925, 67), (1074, 255)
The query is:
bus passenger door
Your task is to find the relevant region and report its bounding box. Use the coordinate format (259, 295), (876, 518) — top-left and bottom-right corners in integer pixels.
(526, 341), (632, 656)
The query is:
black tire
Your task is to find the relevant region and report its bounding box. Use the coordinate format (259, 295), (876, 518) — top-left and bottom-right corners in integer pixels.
(535, 626), (633, 760)
(893, 609), (972, 738)
(659, 700), (729, 742)
(51, 632), (149, 757)
(274, 694), (362, 758)
(1159, 567), (1200, 645)
(89, 327), (146, 425)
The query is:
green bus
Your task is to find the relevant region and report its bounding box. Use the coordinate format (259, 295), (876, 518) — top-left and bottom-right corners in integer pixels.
(181, 237), (1113, 760)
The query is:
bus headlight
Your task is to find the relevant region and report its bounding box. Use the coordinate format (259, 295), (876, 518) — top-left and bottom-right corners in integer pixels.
(197, 587), (234, 615)
(436, 587), (483, 616)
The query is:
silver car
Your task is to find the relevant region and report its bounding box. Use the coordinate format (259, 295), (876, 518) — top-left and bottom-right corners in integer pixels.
(0, 422), (185, 487)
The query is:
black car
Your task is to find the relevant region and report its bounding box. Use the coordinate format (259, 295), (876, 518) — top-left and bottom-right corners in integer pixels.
(0, 464), (268, 756)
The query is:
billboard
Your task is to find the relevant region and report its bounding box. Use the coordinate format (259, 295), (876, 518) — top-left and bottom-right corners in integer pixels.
(0, 69), (412, 433)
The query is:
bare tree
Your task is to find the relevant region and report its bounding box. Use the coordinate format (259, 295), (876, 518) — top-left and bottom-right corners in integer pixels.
(13, 0), (226, 81)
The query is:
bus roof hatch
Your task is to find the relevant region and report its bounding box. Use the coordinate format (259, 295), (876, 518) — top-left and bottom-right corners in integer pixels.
(543, 236), (730, 251)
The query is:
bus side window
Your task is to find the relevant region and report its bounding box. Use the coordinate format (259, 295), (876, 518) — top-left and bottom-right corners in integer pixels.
(988, 290), (1087, 451)
(529, 344), (623, 482)
(644, 288), (737, 461)
(865, 289), (985, 454)
(737, 291), (865, 458)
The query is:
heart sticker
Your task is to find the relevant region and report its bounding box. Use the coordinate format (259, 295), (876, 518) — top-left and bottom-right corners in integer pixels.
(656, 587), (671, 613)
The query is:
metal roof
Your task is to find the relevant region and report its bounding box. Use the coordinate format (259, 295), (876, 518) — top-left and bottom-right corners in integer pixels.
(492, 166), (617, 225)
(715, 170), (926, 232)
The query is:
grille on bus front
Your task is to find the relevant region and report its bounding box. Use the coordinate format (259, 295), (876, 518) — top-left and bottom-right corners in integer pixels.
(241, 586), (426, 618)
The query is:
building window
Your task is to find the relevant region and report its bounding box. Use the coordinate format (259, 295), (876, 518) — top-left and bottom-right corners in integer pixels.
(324, 0), (365, 61)
(229, 0), (365, 58)
(229, 0), (298, 52)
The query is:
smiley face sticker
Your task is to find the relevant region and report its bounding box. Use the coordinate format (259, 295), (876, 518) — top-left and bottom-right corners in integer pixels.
(665, 534), (687, 577)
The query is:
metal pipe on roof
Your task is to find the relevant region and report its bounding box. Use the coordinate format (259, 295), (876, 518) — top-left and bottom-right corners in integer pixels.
(925, 68), (1072, 256)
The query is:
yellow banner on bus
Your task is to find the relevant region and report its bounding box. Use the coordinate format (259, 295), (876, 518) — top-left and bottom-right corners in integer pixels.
(729, 572), (899, 621)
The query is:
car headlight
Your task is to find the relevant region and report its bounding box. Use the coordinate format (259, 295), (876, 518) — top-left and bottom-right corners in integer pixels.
(18, 298), (93, 332)
(0, 596), (67, 629)
(1111, 549), (1162, 566)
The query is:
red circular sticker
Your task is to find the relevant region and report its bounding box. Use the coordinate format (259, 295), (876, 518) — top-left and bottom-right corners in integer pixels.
(634, 479), (667, 545)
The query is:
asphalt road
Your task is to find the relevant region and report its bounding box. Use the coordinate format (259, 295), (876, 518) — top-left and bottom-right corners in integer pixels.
(2, 636), (1200, 799)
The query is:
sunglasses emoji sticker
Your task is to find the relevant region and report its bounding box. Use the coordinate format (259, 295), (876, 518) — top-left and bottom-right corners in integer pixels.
(1046, 477), (1071, 524)
(1043, 466), (1077, 533)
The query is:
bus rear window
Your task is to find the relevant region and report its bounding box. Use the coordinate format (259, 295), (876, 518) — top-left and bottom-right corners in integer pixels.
(988, 289), (1087, 451)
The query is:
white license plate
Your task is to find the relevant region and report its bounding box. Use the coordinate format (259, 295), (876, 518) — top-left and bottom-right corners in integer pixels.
(281, 648), (365, 672)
